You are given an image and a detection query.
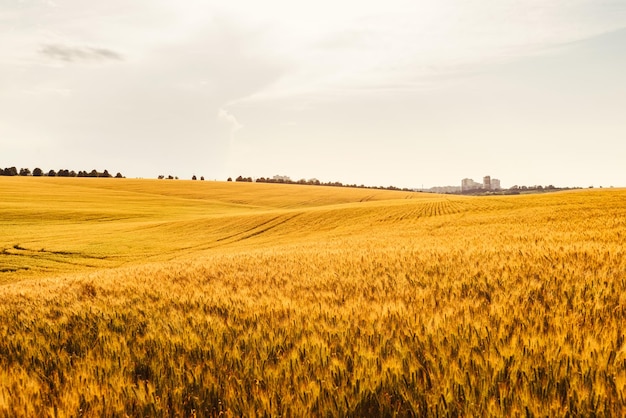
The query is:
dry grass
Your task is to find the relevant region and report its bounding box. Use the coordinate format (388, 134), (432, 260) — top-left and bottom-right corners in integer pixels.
(1, 178), (626, 416)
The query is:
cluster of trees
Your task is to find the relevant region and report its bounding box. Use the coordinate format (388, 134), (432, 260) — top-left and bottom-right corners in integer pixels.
(0, 167), (123, 178)
(158, 175), (205, 180)
(229, 176), (253, 182)
(509, 184), (557, 192)
(457, 184), (580, 196)
(227, 175), (415, 192)
(503, 184), (582, 195)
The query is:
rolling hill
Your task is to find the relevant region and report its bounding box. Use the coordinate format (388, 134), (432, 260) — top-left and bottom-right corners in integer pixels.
(1, 177), (625, 416)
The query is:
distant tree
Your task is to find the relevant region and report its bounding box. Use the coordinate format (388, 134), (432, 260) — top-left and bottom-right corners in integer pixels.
(77, 171), (87, 177)
(58, 169), (69, 177)
(88, 169), (98, 178)
(102, 170), (112, 178)
(227, 177), (232, 182)
(192, 175), (197, 180)
(235, 176), (243, 182)
(69, 171), (77, 177)
(5, 167), (18, 176)
(115, 172), (123, 178)
(48, 169), (57, 177)
(200, 176), (204, 181)
(33, 168), (43, 177)
(167, 175), (174, 180)
(19, 168), (31, 176)
(158, 175), (165, 179)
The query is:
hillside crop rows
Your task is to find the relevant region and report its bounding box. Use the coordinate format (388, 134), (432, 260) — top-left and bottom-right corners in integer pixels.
(1, 178), (626, 416)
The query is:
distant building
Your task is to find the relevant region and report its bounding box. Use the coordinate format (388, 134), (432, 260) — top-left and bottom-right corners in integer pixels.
(429, 186), (462, 194)
(483, 176), (491, 190)
(273, 175), (291, 182)
(461, 178), (482, 192)
(461, 175), (502, 192)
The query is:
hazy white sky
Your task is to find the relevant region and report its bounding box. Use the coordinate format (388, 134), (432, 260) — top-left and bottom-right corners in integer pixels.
(2, 0), (625, 188)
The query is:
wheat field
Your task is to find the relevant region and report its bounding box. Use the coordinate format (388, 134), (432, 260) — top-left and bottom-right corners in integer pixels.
(1, 177), (625, 417)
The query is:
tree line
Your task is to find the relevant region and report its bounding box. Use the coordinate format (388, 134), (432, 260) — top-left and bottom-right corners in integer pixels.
(227, 175), (415, 192)
(158, 175), (206, 180)
(0, 167), (124, 178)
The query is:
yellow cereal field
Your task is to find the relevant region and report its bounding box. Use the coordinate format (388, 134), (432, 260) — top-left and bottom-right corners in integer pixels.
(1, 177), (626, 416)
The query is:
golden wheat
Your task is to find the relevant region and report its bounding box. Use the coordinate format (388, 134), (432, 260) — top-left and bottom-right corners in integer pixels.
(1, 178), (625, 416)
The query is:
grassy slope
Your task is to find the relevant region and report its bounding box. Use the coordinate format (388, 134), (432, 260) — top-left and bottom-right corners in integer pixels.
(0, 177), (422, 283)
(1, 178), (626, 416)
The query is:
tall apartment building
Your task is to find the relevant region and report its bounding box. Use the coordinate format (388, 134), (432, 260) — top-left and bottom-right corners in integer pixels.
(483, 176), (491, 190)
(462, 175), (501, 192)
(461, 178), (482, 192)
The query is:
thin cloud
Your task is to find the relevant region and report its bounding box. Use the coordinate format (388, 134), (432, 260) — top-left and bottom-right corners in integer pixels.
(39, 44), (124, 63)
(218, 108), (243, 141)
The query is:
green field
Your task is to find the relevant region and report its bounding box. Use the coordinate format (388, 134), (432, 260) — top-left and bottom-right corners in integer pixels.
(1, 177), (625, 416)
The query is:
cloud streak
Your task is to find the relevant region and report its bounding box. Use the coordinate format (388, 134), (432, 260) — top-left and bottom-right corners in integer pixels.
(39, 44), (124, 63)
(218, 108), (243, 142)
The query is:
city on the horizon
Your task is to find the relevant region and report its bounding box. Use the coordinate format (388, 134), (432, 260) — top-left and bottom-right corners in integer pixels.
(424, 175), (500, 194)
(425, 175), (594, 195)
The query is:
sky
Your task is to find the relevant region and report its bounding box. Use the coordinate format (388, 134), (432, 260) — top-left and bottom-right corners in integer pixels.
(2, 0), (625, 189)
